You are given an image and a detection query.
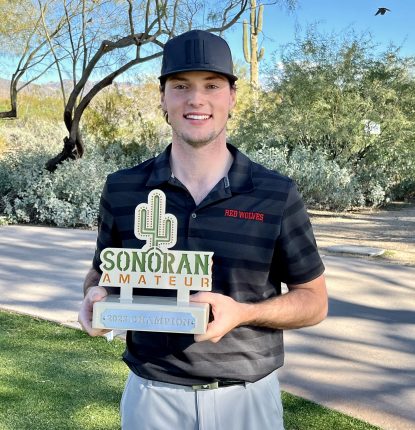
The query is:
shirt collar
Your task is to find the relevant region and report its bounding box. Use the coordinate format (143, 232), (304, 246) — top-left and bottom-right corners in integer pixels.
(226, 143), (254, 194)
(146, 143), (254, 194)
(145, 144), (173, 187)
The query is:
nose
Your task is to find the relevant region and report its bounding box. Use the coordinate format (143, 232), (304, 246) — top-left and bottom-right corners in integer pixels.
(187, 88), (205, 106)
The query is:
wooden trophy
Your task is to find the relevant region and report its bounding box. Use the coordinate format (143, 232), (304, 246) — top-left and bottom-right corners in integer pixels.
(92, 189), (212, 334)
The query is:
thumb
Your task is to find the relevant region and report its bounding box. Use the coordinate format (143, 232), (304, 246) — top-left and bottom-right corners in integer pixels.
(86, 286), (108, 304)
(190, 292), (216, 305)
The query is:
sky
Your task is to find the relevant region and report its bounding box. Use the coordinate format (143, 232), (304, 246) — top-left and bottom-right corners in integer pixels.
(1, 0), (414, 84)
(226, 0), (415, 68)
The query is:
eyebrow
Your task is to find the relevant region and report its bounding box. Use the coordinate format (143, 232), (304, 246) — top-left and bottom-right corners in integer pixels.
(169, 75), (227, 83)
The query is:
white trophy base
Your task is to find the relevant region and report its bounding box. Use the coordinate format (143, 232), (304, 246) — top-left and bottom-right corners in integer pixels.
(92, 295), (210, 334)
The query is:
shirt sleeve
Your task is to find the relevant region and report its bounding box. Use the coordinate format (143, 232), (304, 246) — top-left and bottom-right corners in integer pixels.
(92, 176), (121, 274)
(274, 181), (325, 285)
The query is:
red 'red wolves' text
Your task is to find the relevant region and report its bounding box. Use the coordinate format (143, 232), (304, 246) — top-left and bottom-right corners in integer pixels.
(224, 209), (264, 222)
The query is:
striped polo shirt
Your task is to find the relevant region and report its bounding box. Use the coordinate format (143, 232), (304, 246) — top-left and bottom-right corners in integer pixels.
(93, 143), (324, 385)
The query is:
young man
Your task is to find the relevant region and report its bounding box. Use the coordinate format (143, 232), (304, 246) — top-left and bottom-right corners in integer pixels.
(78, 30), (327, 430)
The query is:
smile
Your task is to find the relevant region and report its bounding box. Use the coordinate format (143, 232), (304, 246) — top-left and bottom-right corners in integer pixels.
(184, 114), (211, 120)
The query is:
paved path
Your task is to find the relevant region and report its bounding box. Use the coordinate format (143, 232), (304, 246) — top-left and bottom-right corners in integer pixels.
(0, 225), (414, 430)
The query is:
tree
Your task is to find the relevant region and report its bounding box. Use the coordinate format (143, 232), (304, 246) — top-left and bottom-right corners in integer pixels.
(44, 0), (254, 171)
(232, 28), (415, 198)
(243, 0), (264, 88)
(242, 0), (296, 89)
(277, 30), (415, 164)
(0, 0), (91, 118)
(0, 0), (49, 118)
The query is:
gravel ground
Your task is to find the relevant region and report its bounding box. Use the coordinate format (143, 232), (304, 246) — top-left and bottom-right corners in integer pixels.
(309, 202), (415, 266)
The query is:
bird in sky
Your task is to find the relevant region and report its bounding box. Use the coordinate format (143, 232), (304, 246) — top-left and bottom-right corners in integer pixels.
(375, 7), (391, 16)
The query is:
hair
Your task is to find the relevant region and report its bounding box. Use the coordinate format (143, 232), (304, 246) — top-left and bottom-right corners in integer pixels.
(159, 75), (236, 124)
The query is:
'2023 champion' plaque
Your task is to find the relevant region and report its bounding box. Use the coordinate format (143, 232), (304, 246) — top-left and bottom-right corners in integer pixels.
(92, 189), (213, 334)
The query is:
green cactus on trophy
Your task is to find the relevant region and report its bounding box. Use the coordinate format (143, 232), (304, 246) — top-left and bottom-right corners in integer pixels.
(243, 0), (265, 88)
(135, 190), (177, 249)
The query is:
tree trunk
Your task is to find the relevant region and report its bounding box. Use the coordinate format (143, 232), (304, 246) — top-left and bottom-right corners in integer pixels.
(44, 0), (251, 172)
(44, 135), (81, 171)
(0, 76), (18, 119)
(0, 109), (16, 119)
(44, 34), (162, 172)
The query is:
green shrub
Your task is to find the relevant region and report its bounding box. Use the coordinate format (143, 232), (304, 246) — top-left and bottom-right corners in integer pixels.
(0, 115), (400, 228)
(249, 145), (365, 210)
(0, 120), (157, 227)
(82, 83), (171, 156)
(1, 143), (148, 227)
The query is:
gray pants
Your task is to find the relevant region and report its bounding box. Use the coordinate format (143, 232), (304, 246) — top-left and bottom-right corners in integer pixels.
(121, 370), (284, 430)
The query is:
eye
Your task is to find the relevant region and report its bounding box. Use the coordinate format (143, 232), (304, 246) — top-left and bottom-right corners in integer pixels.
(174, 84), (187, 89)
(207, 84), (219, 89)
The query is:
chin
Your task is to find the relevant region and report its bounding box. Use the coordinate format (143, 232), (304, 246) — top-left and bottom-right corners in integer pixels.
(179, 133), (220, 148)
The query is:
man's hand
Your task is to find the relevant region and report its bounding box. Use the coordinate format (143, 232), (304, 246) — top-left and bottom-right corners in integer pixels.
(190, 274), (328, 343)
(190, 292), (249, 343)
(78, 286), (111, 337)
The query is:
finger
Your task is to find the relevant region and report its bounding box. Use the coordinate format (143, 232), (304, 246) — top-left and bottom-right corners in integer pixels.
(190, 292), (217, 305)
(90, 327), (112, 337)
(89, 287), (108, 302)
(78, 306), (93, 333)
(78, 290), (107, 336)
(190, 291), (210, 302)
(78, 310), (110, 337)
(194, 320), (222, 343)
(194, 332), (223, 343)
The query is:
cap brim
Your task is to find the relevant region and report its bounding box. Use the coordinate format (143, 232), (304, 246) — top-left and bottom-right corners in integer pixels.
(159, 67), (238, 82)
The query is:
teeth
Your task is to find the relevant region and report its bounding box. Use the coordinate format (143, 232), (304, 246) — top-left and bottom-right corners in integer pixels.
(185, 114), (210, 120)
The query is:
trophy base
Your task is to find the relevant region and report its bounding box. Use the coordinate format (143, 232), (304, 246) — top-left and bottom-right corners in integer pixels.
(92, 295), (209, 334)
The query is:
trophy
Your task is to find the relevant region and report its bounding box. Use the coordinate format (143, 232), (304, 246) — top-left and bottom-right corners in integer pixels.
(92, 189), (213, 334)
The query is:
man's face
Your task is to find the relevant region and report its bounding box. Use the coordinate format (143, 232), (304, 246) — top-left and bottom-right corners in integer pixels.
(160, 71), (236, 148)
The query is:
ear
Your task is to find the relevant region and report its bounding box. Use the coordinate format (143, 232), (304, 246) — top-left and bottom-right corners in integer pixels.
(160, 90), (166, 111)
(229, 87), (236, 111)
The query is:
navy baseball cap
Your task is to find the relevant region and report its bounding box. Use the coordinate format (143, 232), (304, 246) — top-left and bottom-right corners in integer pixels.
(159, 30), (238, 82)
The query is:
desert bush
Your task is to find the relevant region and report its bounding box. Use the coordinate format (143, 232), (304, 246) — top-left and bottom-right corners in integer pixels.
(82, 80), (171, 156)
(1, 143), (147, 227)
(0, 133), (7, 155)
(2, 141), (150, 227)
(0, 120), (156, 227)
(249, 145), (365, 210)
(232, 30), (415, 203)
(0, 119), (64, 196)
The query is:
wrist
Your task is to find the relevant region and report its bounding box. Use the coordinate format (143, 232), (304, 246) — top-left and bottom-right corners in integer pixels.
(238, 302), (259, 327)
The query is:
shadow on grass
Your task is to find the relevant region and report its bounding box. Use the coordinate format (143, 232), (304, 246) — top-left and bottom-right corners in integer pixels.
(0, 311), (128, 430)
(282, 392), (381, 430)
(1, 311), (383, 430)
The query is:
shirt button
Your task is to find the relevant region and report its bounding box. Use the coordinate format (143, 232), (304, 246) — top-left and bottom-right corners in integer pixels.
(191, 213), (197, 219)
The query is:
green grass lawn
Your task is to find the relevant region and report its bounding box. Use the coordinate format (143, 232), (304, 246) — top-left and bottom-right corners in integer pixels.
(0, 310), (381, 430)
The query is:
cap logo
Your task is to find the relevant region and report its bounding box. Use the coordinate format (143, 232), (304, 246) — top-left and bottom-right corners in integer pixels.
(185, 39), (208, 65)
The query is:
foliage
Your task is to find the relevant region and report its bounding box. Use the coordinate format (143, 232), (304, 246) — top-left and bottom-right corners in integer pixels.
(82, 77), (170, 156)
(0, 109), (403, 231)
(0, 130), (7, 154)
(227, 63), (258, 136)
(0, 93), (63, 122)
(0, 119), (151, 227)
(250, 145), (364, 210)
(2, 25), (415, 223)
(231, 28), (415, 205)
(0, 0), (39, 53)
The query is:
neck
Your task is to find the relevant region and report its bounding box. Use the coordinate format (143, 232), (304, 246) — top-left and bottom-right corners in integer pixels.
(170, 140), (233, 205)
